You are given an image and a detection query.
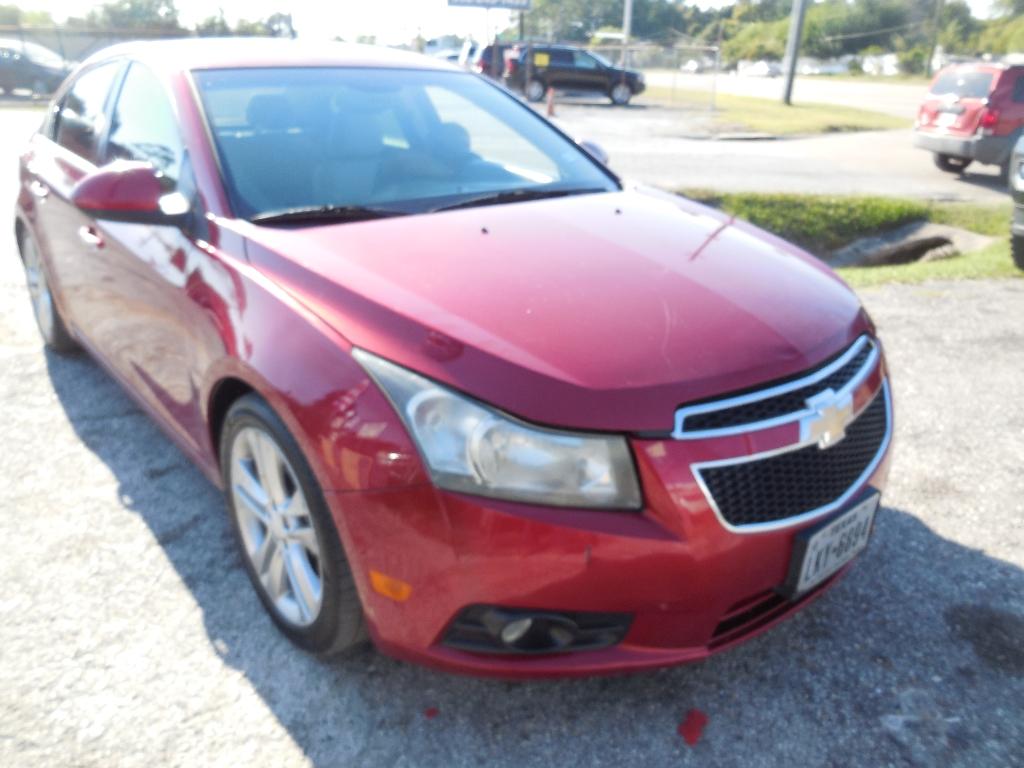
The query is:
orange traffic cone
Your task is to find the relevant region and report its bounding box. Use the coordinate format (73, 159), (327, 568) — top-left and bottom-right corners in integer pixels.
(546, 87), (555, 118)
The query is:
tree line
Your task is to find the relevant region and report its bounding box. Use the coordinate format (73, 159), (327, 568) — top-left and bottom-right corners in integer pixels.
(519, 0), (1024, 69)
(0, 1), (295, 39)
(3, 0), (1024, 71)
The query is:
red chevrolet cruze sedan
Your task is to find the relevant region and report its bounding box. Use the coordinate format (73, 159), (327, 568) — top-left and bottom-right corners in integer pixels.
(15, 40), (892, 677)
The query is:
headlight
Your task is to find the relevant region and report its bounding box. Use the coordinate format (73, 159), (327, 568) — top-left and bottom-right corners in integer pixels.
(353, 349), (642, 510)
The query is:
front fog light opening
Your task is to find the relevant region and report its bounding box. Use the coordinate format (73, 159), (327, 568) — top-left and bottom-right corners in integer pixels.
(445, 605), (632, 655)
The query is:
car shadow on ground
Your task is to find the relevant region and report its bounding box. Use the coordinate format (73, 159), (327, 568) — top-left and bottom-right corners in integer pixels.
(554, 98), (649, 110)
(44, 348), (1024, 766)
(950, 167), (1011, 196)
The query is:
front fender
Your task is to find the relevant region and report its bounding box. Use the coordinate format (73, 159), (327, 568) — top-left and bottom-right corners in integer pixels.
(197, 239), (428, 495)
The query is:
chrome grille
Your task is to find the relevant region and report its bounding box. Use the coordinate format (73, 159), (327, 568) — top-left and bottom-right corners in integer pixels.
(673, 336), (878, 439)
(694, 384), (891, 531)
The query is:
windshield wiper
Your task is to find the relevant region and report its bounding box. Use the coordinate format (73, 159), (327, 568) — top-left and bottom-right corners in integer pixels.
(430, 187), (608, 213)
(250, 205), (408, 226)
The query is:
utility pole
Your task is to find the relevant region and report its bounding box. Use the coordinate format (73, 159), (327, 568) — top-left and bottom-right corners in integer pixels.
(782, 0), (808, 106)
(926, 0), (945, 77)
(621, 0), (634, 68)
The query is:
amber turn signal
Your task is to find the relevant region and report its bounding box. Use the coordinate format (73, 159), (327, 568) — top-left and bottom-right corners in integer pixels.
(369, 570), (412, 602)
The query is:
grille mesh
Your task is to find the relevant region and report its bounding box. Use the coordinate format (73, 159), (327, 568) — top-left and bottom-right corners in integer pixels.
(698, 389), (888, 527)
(683, 342), (873, 432)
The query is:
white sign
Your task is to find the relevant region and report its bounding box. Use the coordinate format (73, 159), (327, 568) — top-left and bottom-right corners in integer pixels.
(448, 0), (532, 9)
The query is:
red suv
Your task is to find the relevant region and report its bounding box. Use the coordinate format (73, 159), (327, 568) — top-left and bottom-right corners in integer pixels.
(914, 62), (1024, 175)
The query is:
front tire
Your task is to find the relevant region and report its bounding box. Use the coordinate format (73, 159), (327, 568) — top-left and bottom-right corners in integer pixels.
(19, 228), (77, 353)
(934, 153), (972, 173)
(610, 83), (632, 106)
(1012, 233), (1024, 271)
(221, 394), (366, 656)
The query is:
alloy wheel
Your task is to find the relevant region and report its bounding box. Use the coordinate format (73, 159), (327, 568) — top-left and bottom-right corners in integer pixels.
(22, 234), (55, 341)
(229, 426), (323, 627)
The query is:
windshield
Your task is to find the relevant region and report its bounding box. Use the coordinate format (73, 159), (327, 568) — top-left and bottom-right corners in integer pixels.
(590, 51), (614, 68)
(930, 70), (994, 99)
(193, 67), (617, 220)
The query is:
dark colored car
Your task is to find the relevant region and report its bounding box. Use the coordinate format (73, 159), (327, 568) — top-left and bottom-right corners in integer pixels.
(1008, 136), (1024, 269)
(0, 39), (71, 97)
(506, 44), (645, 105)
(15, 39), (892, 678)
(461, 42), (511, 79)
(914, 62), (1024, 175)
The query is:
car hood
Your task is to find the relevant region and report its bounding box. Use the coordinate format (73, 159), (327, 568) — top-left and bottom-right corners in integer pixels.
(240, 188), (868, 432)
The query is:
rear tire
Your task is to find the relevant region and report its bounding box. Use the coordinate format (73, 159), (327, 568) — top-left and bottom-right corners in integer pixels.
(525, 79), (546, 102)
(610, 83), (632, 106)
(934, 153), (972, 173)
(1012, 233), (1024, 271)
(18, 227), (77, 354)
(221, 393), (366, 657)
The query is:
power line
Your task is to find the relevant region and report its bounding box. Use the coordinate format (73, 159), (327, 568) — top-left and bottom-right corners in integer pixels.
(820, 20), (927, 42)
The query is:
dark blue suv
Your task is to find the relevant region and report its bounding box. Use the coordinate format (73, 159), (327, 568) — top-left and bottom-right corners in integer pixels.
(505, 44), (645, 106)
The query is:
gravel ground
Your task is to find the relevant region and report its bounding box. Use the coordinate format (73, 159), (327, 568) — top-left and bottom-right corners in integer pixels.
(1, 109), (1023, 768)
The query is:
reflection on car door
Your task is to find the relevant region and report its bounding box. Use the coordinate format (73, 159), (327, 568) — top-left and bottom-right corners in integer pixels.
(30, 60), (123, 339)
(94, 61), (233, 457)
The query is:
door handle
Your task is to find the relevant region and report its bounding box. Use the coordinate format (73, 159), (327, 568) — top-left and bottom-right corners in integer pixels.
(77, 226), (104, 249)
(29, 180), (49, 199)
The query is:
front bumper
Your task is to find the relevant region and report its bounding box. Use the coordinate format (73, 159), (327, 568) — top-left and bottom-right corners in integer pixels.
(327, 359), (892, 678)
(914, 129), (1012, 166)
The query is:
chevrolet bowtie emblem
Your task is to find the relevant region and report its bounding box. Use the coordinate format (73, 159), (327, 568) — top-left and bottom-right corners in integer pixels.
(801, 389), (854, 450)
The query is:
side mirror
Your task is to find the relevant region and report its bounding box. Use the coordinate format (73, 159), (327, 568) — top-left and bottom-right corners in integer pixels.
(71, 160), (189, 225)
(579, 139), (610, 167)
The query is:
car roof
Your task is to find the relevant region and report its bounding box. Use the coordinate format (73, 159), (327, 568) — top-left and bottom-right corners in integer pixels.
(531, 44), (585, 52)
(940, 61), (1023, 74)
(80, 37), (458, 75)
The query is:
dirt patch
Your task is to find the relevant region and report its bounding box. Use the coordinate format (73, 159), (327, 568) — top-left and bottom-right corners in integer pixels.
(829, 221), (994, 268)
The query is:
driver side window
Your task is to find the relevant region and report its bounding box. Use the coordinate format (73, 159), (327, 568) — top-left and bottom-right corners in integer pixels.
(107, 63), (185, 184)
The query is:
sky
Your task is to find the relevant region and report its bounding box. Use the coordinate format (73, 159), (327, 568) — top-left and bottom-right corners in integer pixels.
(18, 0), (999, 46)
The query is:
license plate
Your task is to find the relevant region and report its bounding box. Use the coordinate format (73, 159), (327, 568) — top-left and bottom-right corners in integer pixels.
(936, 111), (958, 127)
(782, 493), (879, 598)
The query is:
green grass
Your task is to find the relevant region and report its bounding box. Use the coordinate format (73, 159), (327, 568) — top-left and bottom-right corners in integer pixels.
(641, 86), (908, 135)
(683, 190), (929, 253)
(926, 202), (1011, 237)
(682, 190), (1020, 285)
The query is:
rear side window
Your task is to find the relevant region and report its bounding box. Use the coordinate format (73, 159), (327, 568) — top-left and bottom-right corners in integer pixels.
(1013, 77), (1024, 103)
(550, 50), (573, 67)
(930, 70), (994, 99)
(55, 62), (121, 164)
(107, 63), (184, 182)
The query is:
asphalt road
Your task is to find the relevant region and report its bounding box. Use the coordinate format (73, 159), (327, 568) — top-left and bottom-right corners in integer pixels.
(548, 103), (1009, 203)
(2, 106), (1023, 767)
